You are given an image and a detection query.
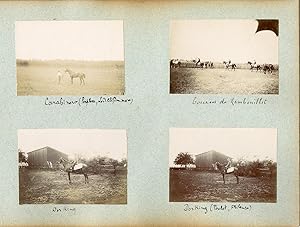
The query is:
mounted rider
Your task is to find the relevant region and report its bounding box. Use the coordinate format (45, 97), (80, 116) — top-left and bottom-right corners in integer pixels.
(225, 158), (232, 173)
(253, 60), (257, 68)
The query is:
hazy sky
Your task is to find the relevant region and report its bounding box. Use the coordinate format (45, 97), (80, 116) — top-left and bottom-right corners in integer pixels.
(15, 21), (124, 61)
(169, 128), (277, 166)
(18, 129), (127, 161)
(170, 20), (278, 64)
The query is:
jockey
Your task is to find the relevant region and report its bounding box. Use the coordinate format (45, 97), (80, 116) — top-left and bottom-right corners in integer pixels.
(225, 158), (232, 172)
(253, 60), (257, 67)
(228, 60), (231, 64)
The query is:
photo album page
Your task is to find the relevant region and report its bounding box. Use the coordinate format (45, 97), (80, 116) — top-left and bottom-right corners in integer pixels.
(0, 1), (298, 226)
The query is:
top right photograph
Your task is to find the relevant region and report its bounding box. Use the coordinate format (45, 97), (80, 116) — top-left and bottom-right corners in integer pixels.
(170, 19), (279, 94)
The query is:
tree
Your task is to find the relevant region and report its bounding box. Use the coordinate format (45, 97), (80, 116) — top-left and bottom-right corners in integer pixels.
(174, 152), (194, 169)
(18, 149), (27, 163)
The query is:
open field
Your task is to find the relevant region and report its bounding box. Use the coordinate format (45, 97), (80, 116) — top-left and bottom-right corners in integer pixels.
(169, 169), (276, 202)
(19, 169), (127, 204)
(170, 68), (279, 94)
(17, 60), (125, 96)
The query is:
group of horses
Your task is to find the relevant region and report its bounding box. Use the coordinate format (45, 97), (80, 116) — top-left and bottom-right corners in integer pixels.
(170, 59), (276, 75)
(248, 61), (275, 74)
(170, 58), (214, 69)
(58, 69), (86, 85)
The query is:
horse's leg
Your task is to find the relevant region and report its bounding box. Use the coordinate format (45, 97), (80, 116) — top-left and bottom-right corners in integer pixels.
(68, 172), (71, 184)
(84, 173), (88, 183)
(236, 175), (239, 184)
(222, 173), (225, 184)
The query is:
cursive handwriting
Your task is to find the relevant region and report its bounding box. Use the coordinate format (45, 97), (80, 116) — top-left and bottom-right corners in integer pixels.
(184, 203), (252, 214)
(45, 96), (133, 107)
(192, 97), (267, 106)
(52, 206), (76, 215)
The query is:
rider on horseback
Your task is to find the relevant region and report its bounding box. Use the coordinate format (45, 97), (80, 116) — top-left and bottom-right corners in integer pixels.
(253, 60), (257, 67)
(225, 158), (232, 173)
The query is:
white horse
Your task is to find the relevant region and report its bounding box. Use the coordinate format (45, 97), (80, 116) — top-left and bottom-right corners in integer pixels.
(65, 69), (86, 85)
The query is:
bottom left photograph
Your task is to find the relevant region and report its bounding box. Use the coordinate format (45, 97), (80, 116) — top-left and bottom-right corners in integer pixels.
(18, 129), (127, 204)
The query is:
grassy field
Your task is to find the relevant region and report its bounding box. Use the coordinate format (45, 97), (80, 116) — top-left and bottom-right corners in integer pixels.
(19, 169), (127, 204)
(17, 60), (125, 96)
(169, 169), (276, 202)
(170, 68), (279, 94)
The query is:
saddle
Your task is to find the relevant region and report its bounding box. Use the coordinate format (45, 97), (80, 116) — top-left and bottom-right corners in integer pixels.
(226, 167), (235, 173)
(71, 163), (86, 171)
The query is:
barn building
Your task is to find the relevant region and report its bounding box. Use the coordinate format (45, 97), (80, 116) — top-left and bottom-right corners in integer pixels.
(27, 146), (68, 168)
(195, 150), (232, 171)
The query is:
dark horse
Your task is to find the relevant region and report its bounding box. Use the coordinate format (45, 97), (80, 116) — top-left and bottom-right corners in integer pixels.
(213, 162), (239, 184)
(65, 69), (86, 85)
(262, 64), (274, 74)
(58, 157), (88, 184)
(170, 59), (181, 68)
(194, 58), (204, 69)
(223, 61), (236, 71)
(247, 61), (262, 72)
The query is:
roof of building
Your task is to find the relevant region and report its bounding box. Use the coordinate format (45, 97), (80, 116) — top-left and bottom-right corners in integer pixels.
(27, 146), (67, 157)
(195, 150), (232, 159)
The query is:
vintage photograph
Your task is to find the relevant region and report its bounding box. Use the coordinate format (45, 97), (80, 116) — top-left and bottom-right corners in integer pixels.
(16, 21), (125, 96)
(169, 128), (277, 202)
(170, 20), (279, 94)
(18, 129), (127, 204)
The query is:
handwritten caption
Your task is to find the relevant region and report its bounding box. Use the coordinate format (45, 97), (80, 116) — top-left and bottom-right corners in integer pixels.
(45, 96), (133, 107)
(183, 203), (252, 214)
(192, 97), (267, 106)
(52, 206), (76, 215)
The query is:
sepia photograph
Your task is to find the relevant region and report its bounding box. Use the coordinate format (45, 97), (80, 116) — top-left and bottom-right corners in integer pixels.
(169, 128), (277, 203)
(18, 129), (127, 204)
(170, 20), (279, 94)
(16, 21), (125, 96)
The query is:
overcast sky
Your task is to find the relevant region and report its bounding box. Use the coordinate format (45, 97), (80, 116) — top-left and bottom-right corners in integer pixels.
(18, 129), (127, 161)
(15, 21), (124, 61)
(169, 128), (277, 166)
(170, 20), (278, 64)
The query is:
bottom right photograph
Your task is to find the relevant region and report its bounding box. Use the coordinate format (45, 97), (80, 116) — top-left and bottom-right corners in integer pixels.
(169, 128), (277, 203)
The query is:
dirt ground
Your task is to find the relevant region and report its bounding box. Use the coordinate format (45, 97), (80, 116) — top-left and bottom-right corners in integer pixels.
(170, 68), (279, 94)
(17, 60), (125, 96)
(19, 169), (127, 204)
(169, 169), (276, 202)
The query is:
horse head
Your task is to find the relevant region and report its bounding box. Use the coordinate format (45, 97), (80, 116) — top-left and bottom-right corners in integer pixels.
(213, 162), (221, 171)
(248, 61), (252, 65)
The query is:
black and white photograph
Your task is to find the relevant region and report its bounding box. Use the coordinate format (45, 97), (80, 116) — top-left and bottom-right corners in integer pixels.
(170, 20), (279, 94)
(18, 129), (127, 204)
(169, 128), (277, 202)
(16, 21), (125, 96)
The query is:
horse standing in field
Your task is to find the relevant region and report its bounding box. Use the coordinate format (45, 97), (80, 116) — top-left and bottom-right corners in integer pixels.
(223, 61), (237, 71)
(58, 157), (89, 184)
(213, 161), (239, 184)
(65, 69), (86, 85)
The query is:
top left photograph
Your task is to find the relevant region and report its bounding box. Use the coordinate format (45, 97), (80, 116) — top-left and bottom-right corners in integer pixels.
(15, 20), (125, 96)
